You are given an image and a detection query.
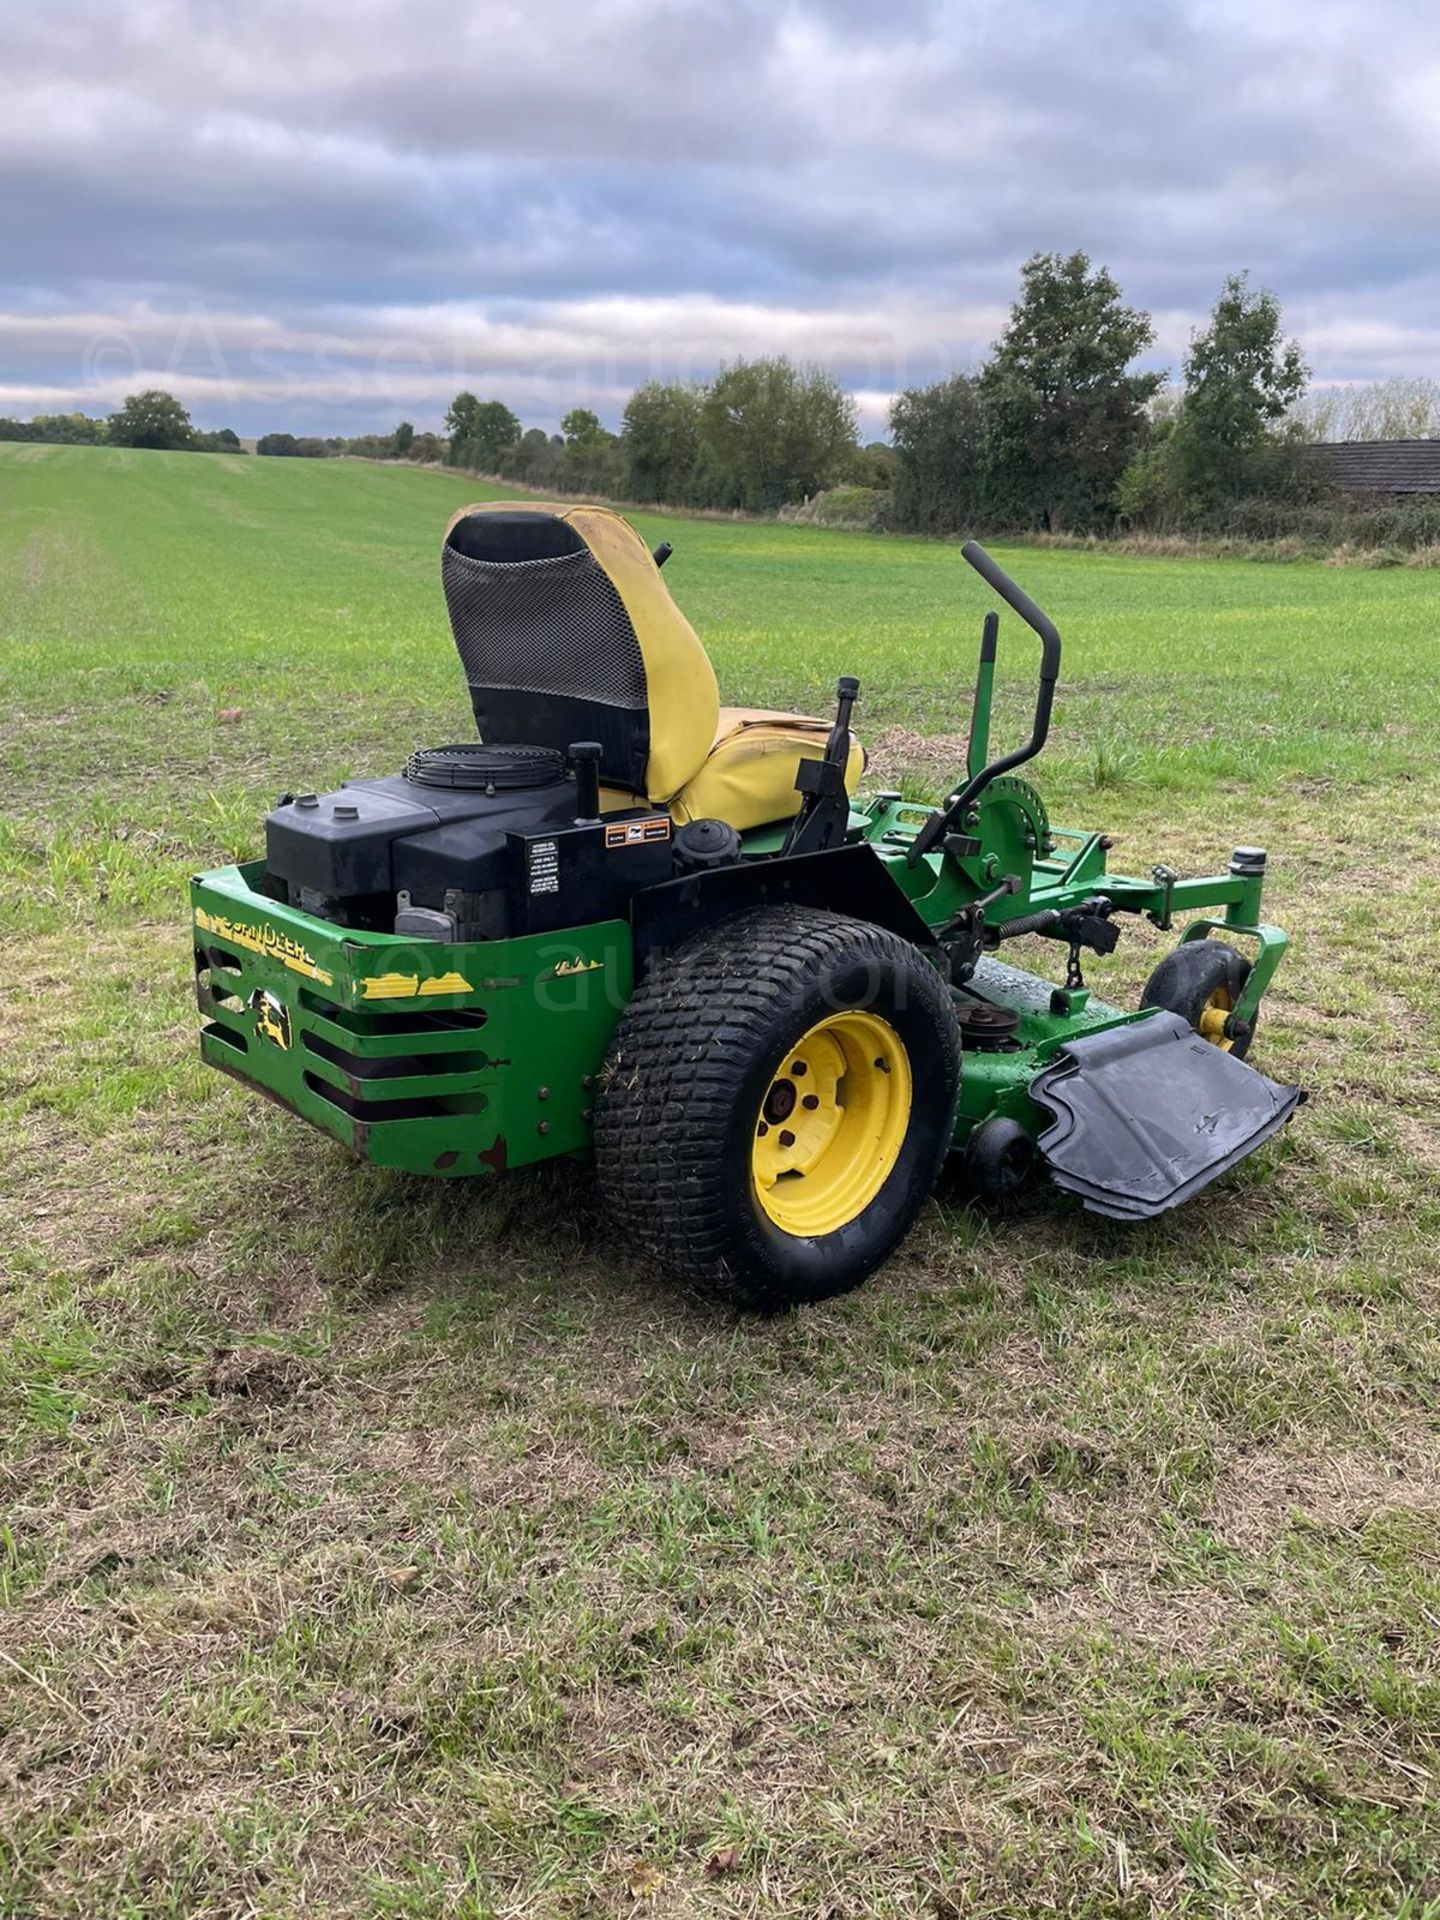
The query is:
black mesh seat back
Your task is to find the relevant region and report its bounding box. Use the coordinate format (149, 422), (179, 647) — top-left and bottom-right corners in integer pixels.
(442, 509), (649, 789)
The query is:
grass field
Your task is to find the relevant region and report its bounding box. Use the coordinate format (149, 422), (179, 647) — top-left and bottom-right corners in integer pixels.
(3, 442), (1440, 1919)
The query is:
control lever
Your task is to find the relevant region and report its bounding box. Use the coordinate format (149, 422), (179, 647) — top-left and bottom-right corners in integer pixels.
(907, 540), (1062, 868)
(782, 676), (859, 858)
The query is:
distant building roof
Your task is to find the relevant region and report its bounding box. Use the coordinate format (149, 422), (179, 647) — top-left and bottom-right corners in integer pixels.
(1308, 439), (1440, 493)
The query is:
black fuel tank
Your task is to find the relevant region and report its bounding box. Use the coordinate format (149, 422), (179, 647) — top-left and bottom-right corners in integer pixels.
(266, 745), (578, 901)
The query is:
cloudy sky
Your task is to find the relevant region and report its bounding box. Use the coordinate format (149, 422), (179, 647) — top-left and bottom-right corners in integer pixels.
(2, 0), (1437, 437)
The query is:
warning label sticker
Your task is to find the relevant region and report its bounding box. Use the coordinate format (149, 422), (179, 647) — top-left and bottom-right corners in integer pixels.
(605, 817), (672, 849)
(528, 839), (560, 894)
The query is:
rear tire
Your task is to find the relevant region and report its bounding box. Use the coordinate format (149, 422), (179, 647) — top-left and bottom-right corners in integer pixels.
(1141, 938), (1255, 1059)
(594, 907), (961, 1309)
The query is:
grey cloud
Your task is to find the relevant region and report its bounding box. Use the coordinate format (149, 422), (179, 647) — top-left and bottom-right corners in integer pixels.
(1, 0), (1437, 434)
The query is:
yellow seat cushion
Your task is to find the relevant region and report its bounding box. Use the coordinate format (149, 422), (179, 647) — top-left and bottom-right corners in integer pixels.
(669, 708), (866, 832)
(443, 501), (720, 805)
(562, 505), (719, 801)
(442, 504), (862, 834)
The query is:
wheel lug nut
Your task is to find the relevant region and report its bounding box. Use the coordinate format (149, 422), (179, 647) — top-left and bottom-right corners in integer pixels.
(778, 1129), (796, 1148)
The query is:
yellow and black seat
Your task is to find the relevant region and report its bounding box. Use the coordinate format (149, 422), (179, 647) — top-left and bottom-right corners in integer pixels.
(442, 502), (863, 832)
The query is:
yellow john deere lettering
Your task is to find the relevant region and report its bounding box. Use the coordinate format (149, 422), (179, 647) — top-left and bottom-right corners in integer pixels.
(360, 970), (475, 1001)
(421, 972), (474, 995)
(553, 957), (604, 976)
(196, 905), (334, 987)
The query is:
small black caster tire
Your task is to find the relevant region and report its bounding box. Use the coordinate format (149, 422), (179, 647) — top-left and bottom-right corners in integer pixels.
(1140, 939), (1255, 1059)
(964, 1116), (1036, 1203)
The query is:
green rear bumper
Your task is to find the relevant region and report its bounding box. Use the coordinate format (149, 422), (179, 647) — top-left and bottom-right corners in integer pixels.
(191, 862), (633, 1175)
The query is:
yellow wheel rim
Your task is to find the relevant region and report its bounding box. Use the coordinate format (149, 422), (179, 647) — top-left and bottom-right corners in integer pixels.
(1197, 986), (1235, 1051)
(751, 1010), (912, 1237)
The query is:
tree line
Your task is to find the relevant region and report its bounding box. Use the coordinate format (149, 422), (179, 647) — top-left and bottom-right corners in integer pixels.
(889, 256), (1311, 536)
(255, 422), (448, 462)
(6, 259), (1436, 552)
(0, 390), (244, 454)
(431, 258), (1353, 539)
(443, 366), (876, 515)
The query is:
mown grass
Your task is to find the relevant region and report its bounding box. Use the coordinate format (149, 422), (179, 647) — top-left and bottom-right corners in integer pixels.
(3, 442), (1439, 1918)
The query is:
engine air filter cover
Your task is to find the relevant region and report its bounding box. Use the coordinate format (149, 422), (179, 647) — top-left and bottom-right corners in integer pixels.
(404, 743), (567, 792)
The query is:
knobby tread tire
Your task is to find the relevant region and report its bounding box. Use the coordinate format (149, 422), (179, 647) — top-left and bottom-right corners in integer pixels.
(594, 905), (961, 1309)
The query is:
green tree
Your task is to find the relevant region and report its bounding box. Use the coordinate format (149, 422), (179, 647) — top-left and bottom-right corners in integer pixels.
(696, 358), (857, 512)
(107, 389), (196, 451)
(979, 253), (1161, 531)
(557, 407), (623, 494)
(889, 374), (985, 533)
(848, 441), (897, 490)
(1114, 419), (1186, 530)
(443, 392), (479, 449)
(622, 382), (703, 503)
(393, 420), (415, 456)
(444, 394), (520, 469)
(496, 428), (565, 490)
(1170, 273), (1308, 507)
(30, 411), (108, 445)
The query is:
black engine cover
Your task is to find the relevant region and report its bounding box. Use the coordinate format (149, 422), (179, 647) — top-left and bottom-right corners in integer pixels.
(266, 775), (578, 902)
(265, 755), (679, 939)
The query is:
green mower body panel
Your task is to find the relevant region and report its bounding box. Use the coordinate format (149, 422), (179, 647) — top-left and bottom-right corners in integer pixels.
(192, 794), (1285, 1178)
(193, 861), (633, 1176)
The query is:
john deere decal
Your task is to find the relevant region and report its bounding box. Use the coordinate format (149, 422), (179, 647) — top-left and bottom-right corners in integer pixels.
(248, 988), (292, 1050)
(196, 906), (334, 988)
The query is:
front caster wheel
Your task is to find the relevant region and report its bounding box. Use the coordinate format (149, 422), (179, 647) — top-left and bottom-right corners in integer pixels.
(964, 1116), (1036, 1203)
(1140, 938), (1255, 1059)
(595, 906), (961, 1310)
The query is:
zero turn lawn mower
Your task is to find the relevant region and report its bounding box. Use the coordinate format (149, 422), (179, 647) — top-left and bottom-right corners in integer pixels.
(191, 504), (1301, 1308)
